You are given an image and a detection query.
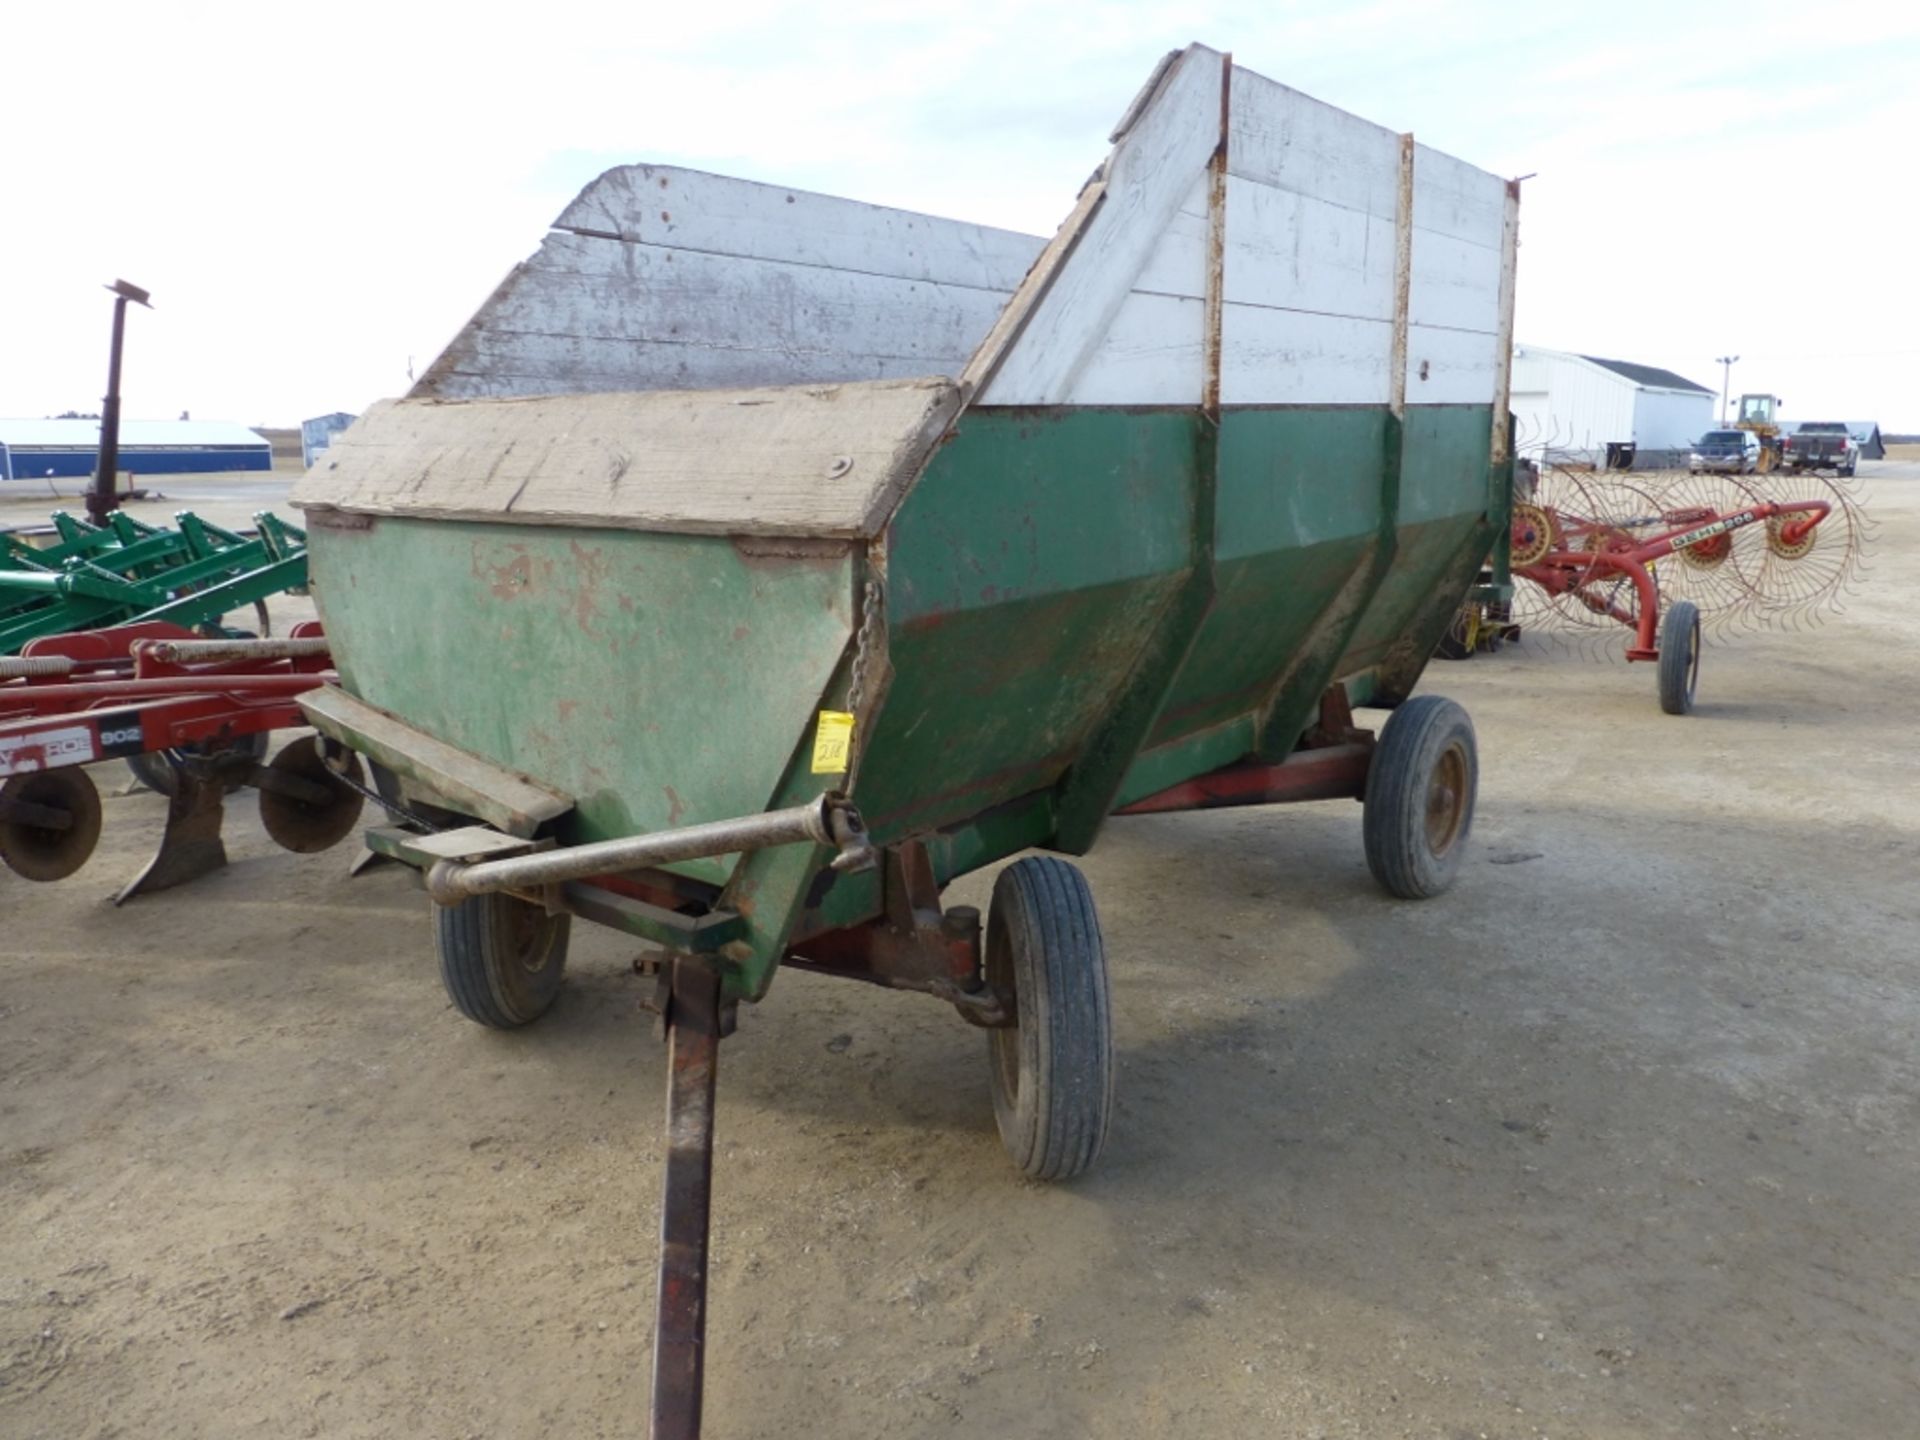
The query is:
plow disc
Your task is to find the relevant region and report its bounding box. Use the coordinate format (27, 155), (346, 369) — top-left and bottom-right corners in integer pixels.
(258, 735), (368, 854)
(0, 768), (103, 881)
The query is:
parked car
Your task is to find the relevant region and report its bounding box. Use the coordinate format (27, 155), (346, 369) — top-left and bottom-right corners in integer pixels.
(1689, 429), (1762, 474)
(1783, 422), (1859, 476)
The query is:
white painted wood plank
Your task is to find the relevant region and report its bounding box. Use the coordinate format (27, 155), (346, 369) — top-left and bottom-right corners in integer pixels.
(1404, 324), (1501, 406)
(293, 379), (963, 539)
(557, 164), (1043, 290)
(1130, 174), (1210, 300)
(1064, 292), (1206, 405)
(1221, 175), (1396, 321)
(413, 232), (1012, 401)
(419, 331), (958, 397)
(1410, 143), (1508, 249)
(418, 168), (1046, 401)
(975, 45), (1226, 405)
(1407, 224), (1503, 333)
(1218, 305), (1394, 407)
(1228, 68), (1401, 220)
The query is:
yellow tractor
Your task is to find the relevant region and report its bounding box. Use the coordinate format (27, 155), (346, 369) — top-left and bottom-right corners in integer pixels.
(1735, 393), (1786, 472)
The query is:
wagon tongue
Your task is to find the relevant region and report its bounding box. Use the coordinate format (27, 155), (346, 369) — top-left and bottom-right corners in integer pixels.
(649, 956), (725, 1440)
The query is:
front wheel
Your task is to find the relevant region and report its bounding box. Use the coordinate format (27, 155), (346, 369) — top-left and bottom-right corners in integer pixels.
(985, 857), (1113, 1181)
(1658, 600), (1702, 716)
(1362, 695), (1477, 899)
(433, 891), (571, 1028)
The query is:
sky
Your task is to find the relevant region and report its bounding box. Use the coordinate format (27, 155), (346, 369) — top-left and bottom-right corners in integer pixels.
(3, 0), (1915, 431)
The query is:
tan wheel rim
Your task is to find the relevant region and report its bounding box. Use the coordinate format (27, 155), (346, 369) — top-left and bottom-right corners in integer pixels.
(1510, 503), (1554, 566)
(1766, 514), (1816, 559)
(1425, 745), (1469, 856)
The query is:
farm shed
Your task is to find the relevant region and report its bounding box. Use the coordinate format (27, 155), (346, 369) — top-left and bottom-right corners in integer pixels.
(301, 412), (358, 469)
(1846, 422), (1885, 460)
(0, 419), (271, 481)
(1510, 346), (1715, 468)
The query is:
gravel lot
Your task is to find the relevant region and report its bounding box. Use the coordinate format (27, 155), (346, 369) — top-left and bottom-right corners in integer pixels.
(4, 461), (1916, 1438)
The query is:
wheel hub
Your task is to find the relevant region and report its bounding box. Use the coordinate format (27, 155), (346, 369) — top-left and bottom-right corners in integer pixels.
(1424, 745), (1469, 856)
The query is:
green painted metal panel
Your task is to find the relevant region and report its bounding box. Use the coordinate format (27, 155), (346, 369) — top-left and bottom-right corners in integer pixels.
(1140, 406), (1387, 749)
(855, 408), (1197, 839)
(310, 517), (854, 886)
(1339, 406), (1494, 668)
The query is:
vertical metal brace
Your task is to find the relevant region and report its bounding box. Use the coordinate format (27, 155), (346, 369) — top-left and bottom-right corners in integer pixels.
(1488, 176), (1524, 525)
(1390, 134), (1414, 423)
(1200, 52), (1231, 425)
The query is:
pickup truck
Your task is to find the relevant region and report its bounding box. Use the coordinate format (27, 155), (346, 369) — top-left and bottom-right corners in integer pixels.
(1782, 422), (1859, 476)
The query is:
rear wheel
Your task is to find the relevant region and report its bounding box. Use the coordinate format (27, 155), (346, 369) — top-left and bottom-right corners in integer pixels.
(1362, 695), (1477, 899)
(985, 857), (1112, 1181)
(433, 891), (571, 1028)
(1658, 600), (1702, 716)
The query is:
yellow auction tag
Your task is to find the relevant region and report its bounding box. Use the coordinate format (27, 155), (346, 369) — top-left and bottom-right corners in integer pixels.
(811, 710), (855, 775)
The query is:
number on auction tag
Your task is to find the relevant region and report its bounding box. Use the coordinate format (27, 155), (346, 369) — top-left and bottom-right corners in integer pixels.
(811, 710), (855, 775)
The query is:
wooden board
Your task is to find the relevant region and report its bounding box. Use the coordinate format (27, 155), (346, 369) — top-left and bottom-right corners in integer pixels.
(971, 46), (1227, 406)
(1228, 69), (1402, 222)
(293, 379), (963, 540)
(420, 232), (1013, 397)
(1403, 142), (1509, 406)
(556, 163), (1042, 289)
(416, 167), (1043, 401)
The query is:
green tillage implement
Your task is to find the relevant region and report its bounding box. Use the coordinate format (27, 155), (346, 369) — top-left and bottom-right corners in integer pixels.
(294, 43), (1519, 1439)
(0, 509), (308, 653)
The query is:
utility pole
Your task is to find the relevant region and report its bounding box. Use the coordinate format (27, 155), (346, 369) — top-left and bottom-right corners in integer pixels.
(1715, 354), (1739, 427)
(89, 279), (154, 528)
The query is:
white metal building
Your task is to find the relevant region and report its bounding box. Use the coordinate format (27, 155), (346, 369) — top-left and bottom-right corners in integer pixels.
(1510, 346), (1715, 468)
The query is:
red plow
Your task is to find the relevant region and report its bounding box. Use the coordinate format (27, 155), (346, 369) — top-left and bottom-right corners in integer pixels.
(0, 622), (369, 898)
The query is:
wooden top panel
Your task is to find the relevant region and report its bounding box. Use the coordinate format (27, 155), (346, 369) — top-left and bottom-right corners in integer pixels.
(292, 378), (963, 539)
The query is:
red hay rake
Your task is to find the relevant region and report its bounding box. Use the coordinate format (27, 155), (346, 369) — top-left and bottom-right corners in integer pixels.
(1503, 465), (1870, 713)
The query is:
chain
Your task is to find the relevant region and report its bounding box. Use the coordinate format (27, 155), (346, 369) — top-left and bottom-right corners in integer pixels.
(846, 579), (882, 720)
(842, 578), (883, 787)
(319, 747), (446, 834)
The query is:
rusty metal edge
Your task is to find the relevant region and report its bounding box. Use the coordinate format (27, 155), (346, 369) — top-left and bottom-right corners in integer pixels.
(300, 684), (571, 838)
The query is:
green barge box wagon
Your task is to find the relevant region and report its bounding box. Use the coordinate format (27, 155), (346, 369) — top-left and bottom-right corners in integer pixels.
(293, 44), (1519, 1435)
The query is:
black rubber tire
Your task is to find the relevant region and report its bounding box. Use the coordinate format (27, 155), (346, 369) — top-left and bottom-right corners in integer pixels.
(433, 892), (571, 1029)
(1362, 695), (1477, 900)
(1658, 600), (1702, 716)
(985, 857), (1113, 1181)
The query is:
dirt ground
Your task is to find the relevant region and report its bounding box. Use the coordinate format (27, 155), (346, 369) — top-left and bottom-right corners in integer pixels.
(3, 463), (1917, 1439)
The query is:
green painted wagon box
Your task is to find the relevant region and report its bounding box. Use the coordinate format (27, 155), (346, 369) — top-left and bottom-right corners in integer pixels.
(294, 40), (1515, 1163)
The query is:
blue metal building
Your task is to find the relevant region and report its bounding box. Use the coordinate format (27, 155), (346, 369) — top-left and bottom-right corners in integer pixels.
(301, 412), (358, 469)
(0, 419), (272, 481)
